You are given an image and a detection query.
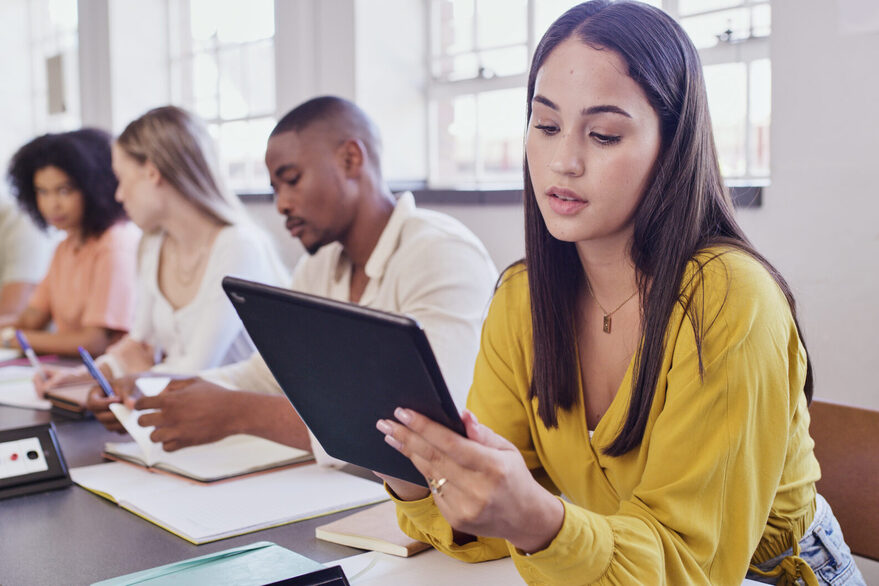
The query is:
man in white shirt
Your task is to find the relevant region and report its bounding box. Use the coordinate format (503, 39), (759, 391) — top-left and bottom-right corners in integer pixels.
(0, 193), (55, 329)
(89, 96), (498, 459)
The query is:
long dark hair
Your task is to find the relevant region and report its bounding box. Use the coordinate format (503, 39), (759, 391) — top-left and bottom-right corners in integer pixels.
(7, 128), (124, 238)
(524, 1), (812, 456)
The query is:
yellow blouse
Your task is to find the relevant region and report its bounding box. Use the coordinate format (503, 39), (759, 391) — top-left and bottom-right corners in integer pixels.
(393, 248), (820, 585)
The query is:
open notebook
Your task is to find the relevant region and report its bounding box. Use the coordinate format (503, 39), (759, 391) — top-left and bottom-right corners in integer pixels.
(103, 434), (313, 483)
(0, 365), (51, 410)
(101, 377), (311, 482)
(70, 461), (389, 544)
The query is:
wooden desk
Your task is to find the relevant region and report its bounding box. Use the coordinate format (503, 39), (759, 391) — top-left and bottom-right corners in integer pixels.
(0, 406), (368, 585)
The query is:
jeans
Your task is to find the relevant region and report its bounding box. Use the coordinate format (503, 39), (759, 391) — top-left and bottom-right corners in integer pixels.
(746, 494), (866, 585)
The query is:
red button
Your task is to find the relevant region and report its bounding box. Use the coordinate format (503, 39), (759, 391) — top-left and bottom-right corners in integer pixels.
(11, 453), (18, 461)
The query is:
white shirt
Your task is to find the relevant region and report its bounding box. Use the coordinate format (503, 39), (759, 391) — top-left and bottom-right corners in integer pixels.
(0, 195), (55, 287)
(202, 193), (498, 462)
(115, 223), (288, 374)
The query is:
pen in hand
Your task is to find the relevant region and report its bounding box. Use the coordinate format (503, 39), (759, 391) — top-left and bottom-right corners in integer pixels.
(78, 346), (116, 398)
(15, 330), (47, 382)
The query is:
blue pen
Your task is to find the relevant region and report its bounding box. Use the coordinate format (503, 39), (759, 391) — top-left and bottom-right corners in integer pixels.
(15, 330), (48, 382)
(78, 346), (116, 398)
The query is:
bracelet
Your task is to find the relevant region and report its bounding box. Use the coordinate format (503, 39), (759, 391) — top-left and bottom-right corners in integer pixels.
(0, 326), (15, 348)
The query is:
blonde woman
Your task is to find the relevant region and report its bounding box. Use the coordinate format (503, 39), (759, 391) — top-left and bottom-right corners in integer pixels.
(37, 106), (287, 392)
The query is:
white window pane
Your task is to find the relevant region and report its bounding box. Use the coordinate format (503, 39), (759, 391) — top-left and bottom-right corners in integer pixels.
(680, 7), (751, 50)
(432, 53), (479, 81)
(245, 41), (275, 116)
(477, 0), (526, 49)
(534, 0), (581, 41)
(218, 46), (248, 119)
(432, 0), (474, 56)
(479, 46), (528, 78)
(749, 59), (771, 176)
(216, 118), (275, 192)
(478, 87), (525, 180)
(434, 94), (476, 182)
(678, 0), (744, 17)
(193, 52), (218, 104)
(48, 0), (77, 33)
(190, 0), (274, 44)
(751, 4), (771, 38)
(704, 63), (747, 177)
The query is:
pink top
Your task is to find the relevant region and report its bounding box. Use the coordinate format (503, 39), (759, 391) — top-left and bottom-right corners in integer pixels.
(29, 222), (140, 334)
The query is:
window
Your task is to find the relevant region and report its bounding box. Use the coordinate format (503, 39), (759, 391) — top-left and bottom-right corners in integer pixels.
(28, 0), (80, 132)
(169, 0), (276, 193)
(427, 0), (770, 188)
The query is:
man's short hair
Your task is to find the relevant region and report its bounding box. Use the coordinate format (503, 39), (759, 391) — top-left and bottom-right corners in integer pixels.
(271, 96), (383, 169)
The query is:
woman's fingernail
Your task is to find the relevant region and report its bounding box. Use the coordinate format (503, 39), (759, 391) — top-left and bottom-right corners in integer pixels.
(384, 434), (402, 450)
(394, 407), (412, 424)
(376, 419), (392, 434)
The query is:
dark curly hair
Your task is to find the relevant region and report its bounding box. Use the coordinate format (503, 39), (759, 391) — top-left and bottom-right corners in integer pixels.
(7, 128), (125, 238)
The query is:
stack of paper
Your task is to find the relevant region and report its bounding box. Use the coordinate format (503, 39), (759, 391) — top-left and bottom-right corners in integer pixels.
(0, 365), (51, 410)
(71, 461), (389, 544)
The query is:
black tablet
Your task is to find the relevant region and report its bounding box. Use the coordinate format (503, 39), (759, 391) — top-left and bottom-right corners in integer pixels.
(222, 276), (466, 486)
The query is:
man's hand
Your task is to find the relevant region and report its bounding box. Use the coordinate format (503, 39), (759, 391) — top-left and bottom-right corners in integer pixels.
(85, 374), (142, 433)
(134, 378), (243, 452)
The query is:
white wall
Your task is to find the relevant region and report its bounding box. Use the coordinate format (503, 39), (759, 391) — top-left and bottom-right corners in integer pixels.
(737, 0), (879, 412)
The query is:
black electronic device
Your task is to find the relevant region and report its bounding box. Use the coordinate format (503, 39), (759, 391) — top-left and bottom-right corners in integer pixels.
(0, 422), (71, 500)
(222, 276), (466, 487)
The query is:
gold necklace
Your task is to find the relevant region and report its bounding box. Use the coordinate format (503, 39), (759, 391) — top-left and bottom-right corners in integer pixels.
(585, 280), (638, 334)
(169, 238), (209, 287)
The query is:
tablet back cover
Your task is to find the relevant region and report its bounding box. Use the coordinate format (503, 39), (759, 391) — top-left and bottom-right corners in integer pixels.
(223, 277), (464, 486)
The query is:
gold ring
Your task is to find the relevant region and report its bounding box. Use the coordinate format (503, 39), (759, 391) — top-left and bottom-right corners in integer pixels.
(428, 477), (448, 497)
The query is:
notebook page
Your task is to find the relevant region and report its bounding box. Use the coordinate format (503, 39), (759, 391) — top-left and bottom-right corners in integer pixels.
(0, 366), (51, 409)
(71, 462), (389, 543)
(105, 377), (172, 466)
(108, 403), (156, 465)
(105, 435), (312, 481)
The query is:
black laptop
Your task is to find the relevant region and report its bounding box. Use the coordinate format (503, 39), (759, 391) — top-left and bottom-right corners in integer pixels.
(222, 276), (466, 486)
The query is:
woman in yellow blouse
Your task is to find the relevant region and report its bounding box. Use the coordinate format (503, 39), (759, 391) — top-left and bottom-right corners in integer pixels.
(376, 2), (864, 585)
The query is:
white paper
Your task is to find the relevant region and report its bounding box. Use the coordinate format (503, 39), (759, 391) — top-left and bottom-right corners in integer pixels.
(108, 403), (157, 465)
(0, 348), (22, 362)
(135, 376), (171, 397)
(0, 366), (52, 410)
(70, 462), (389, 543)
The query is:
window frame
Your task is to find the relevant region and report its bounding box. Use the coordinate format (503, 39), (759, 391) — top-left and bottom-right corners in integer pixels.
(167, 0), (277, 194)
(423, 0), (769, 206)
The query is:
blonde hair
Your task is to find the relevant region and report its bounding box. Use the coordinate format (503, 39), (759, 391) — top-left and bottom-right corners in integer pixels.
(118, 105), (290, 284)
(116, 106), (244, 226)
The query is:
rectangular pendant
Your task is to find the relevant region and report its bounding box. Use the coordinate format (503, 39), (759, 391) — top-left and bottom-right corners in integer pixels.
(603, 315), (611, 334)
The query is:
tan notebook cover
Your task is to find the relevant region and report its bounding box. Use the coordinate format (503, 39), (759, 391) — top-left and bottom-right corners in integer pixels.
(315, 500), (431, 557)
(45, 383), (93, 413)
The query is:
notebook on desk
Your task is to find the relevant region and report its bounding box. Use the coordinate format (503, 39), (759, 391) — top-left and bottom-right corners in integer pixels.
(102, 434), (313, 483)
(0, 365), (51, 410)
(71, 461), (389, 544)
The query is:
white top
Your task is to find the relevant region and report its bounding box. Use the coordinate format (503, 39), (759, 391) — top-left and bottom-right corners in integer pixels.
(0, 195), (55, 287)
(202, 192), (499, 462)
(116, 223), (287, 374)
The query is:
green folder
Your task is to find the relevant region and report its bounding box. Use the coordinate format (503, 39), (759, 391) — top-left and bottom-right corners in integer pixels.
(91, 541), (324, 585)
